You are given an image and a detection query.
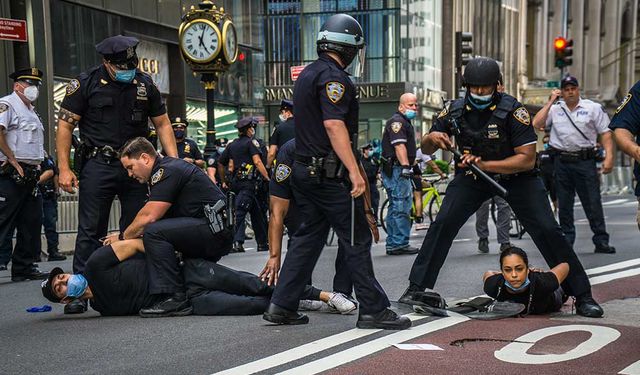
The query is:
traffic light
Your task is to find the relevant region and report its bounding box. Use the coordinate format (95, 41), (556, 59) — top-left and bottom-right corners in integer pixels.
(456, 32), (473, 68)
(554, 37), (573, 68)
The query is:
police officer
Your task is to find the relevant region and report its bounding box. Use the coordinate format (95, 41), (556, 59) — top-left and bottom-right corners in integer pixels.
(361, 143), (380, 219)
(162, 117), (204, 168)
(538, 133), (557, 213)
(39, 152), (66, 261)
(532, 76), (615, 254)
(399, 57), (604, 318)
(267, 99), (296, 166)
(609, 80), (640, 230)
(0, 67), (48, 281)
(103, 137), (232, 317)
(263, 14), (410, 330)
(205, 137), (228, 186)
(217, 117), (270, 253)
(56, 35), (178, 314)
(380, 93), (420, 255)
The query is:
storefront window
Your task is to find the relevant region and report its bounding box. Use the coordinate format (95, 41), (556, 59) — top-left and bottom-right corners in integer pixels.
(185, 100), (239, 148)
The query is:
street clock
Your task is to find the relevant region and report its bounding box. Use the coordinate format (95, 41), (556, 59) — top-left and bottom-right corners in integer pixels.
(180, 19), (222, 63)
(221, 19), (238, 64)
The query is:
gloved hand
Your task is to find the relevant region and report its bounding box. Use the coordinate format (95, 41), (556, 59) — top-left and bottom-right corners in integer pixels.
(400, 166), (412, 179)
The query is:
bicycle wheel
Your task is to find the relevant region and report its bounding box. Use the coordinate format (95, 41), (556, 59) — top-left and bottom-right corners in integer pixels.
(380, 199), (389, 233)
(509, 212), (523, 238)
(325, 228), (337, 246)
(427, 192), (445, 222)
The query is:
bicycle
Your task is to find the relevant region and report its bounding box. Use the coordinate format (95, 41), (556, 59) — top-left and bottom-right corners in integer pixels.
(379, 174), (447, 234)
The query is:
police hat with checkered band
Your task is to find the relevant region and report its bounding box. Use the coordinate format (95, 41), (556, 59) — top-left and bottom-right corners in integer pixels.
(9, 67), (43, 86)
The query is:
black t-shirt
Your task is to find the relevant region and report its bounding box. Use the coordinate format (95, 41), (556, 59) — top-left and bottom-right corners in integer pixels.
(163, 139), (203, 161)
(60, 65), (166, 148)
(382, 112), (417, 162)
(484, 271), (560, 314)
(84, 246), (161, 316)
(270, 118), (296, 148)
(294, 54), (359, 157)
(148, 156), (226, 218)
(609, 80), (640, 196)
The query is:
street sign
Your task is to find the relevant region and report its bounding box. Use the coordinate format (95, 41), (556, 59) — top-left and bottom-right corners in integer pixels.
(545, 80), (559, 88)
(0, 18), (27, 42)
(290, 65), (307, 82)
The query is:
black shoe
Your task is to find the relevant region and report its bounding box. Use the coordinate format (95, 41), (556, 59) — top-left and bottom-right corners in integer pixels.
(48, 252), (67, 261)
(257, 244), (269, 252)
(231, 242), (245, 253)
(263, 303), (309, 325)
(0, 264), (7, 271)
(499, 243), (512, 253)
(11, 268), (48, 282)
(356, 308), (412, 330)
(64, 299), (88, 314)
(139, 293), (193, 318)
(478, 238), (489, 254)
(398, 287), (423, 305)
(387, 246), (419, 256)
(594, 244), (616, 254)
(575, 294), (604, 318)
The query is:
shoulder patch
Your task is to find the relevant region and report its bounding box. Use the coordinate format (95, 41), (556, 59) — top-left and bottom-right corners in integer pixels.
(252, 139), (260, 148)
(391, 122), (403, 133)
(151, 168), (164, 185)
(512, 107), (531, 125)
(0, 102), (8, 114)
(616, 93), (632, 114)
(66, 79), (80, 96)
(275, 163), (292, 182)
(326, 82), (345, 103)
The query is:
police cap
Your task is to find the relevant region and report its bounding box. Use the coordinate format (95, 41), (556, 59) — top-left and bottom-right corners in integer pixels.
(96, 35), (139, 69)
(41, 267), (65, 303)
(361, 142), (373, 150)
(171, 117), (188, 127)
(280, 99), (294, 111)
(9, 67), (43, 86)
(463, 57), (501, 87)
(235, 117), (258, 130)
(561, 75), (579, 88)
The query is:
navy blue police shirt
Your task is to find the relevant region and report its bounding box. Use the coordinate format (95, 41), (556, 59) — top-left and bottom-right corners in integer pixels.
(270, 139), (296, 200)
(270, 118), (296, 149)
(382, 112), (417, 162)
(218, 136), (262, 178)
(60, 65), (166, 148)
(609, 80), (640, 196)
(162, 139), (203, 161)
(148, 156), (225, 218)
(293, 54), (358, 157)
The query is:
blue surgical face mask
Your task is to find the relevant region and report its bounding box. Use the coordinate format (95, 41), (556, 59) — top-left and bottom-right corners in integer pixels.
(468, 92), (494, 110)
(114, 69), (136, 83)
(218, 147), (225, 154)
(543, 143), (549, 150)
(66, 274), (88, 298)
(404, 109), (417, 120)
(504, 275), (530, 293)
(174, 130), (185, 139)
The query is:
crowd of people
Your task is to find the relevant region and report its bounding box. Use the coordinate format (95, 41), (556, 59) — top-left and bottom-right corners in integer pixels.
(2, 13), (640, 329)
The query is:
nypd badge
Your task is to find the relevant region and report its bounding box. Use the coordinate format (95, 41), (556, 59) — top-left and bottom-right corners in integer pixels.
(252, 139), (261, 148)
(184, 143), (191, 154)
(207, 158), (215, 167)
(513, 107), (530, 125)
(137, 85), (147, 98)
(487, 124), (500, 139)
(616, 93), (632, 114)
(66, 79), (80, 96)
(0, 103), (8, 114)
(275, 163), (291, 182)
(151, 168), (164, 185)
(326, 82), (345, 104)
(391, 122), (402, 133)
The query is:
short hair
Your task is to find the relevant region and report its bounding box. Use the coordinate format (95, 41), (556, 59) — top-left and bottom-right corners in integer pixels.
(119, 137), (157, 159)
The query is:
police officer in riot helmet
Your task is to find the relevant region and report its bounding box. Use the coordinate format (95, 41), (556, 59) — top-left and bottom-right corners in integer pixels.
(263, 13), (410, 330)
(399, 57), (603, 318)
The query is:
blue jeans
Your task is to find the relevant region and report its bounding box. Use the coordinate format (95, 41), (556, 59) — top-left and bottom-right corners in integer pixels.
(382, 166), (413, 251)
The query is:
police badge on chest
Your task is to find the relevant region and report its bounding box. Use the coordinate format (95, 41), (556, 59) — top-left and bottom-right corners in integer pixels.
(487, 124), (500, 139)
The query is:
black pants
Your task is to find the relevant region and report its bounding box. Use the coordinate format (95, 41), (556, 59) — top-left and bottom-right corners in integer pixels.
(370, 182), (380, 219)
(0, 176), (42, 274)
(232, 182), (268, 246)
(409, 173), (592, 298)
(184, 259), (320, 315)
(42, 197), (59, 252)
(143, 217), (233, 295)
(74, 157), (147, 274)
(554, 158), (609, 246)
(270, 162), (389, 314)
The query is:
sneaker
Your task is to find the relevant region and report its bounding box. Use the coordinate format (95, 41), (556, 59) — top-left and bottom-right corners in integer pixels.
(415, 222), (429, 231)
(298, 300), (324, 311)
(478, 238), (489, 254)
(327, 292), (357, 315)
(499, 243), (512, 253)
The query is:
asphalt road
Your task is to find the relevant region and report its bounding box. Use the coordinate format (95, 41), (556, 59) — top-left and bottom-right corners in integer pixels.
(0, 195), (638, 375)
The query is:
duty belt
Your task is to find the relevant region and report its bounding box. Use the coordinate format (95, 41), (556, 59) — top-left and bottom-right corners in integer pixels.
(550, 147), (595, 160)
(86, 145), (119, 161)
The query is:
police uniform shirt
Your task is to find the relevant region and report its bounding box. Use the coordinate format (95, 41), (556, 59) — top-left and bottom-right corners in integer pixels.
(224, 136), (262, 173)
(60, 65), (166, 148)
(362, 155), (379, 184)
(269, 118), (296, 149)
(270, 139), (295, 200)
(546, 98), (611, 151)
(0, 92), (44, 164)
(484, 271), (560, 315)
(609, 80), (640, 195)
(39, 155), (58, 196)
(381, 112), (417, 162)
(163, 138), (203, 161)
(205, 149), (222, 170)
(148, 156), (225, 218)
(293, 54), (358, 157)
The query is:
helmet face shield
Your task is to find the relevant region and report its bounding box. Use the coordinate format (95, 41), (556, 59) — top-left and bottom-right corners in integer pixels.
(345, 45), (366, 78)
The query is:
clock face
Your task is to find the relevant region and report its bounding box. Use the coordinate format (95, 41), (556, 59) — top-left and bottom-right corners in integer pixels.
(222, 21), (238, 64)
(181, 20), (221, 63)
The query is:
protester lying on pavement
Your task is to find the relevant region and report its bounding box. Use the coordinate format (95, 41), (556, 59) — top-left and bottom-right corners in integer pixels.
(41, 239), (356, 317)
(483, 246), (569, 315)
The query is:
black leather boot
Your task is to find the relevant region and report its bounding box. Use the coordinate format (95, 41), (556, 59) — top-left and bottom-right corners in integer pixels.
(263, 303), (309, 325)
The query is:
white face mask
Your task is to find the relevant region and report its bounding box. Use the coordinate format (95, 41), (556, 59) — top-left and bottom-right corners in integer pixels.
(21, 85), (39, 102)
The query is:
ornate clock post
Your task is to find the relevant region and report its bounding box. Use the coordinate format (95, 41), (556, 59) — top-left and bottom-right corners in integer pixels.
(179, 0), (238, 154)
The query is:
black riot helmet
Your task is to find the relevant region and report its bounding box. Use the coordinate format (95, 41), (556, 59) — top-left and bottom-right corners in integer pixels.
(317, 14), (366, 77)
(463, 57), (501, 87)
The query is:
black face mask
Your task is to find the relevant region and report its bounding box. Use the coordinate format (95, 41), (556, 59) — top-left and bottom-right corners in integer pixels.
(174, 130), (185, 139)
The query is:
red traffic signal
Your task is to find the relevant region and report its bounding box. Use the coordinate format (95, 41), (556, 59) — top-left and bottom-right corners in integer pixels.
(554, 37), (573, 68)
(554, 37), (567, 50)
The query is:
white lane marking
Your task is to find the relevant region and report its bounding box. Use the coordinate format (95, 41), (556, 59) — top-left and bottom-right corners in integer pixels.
(276, 315), (469, 375)
(602, 199), (631, 206)
(586, 258), (640, 276)
(620, 359), (640, 375)
(453, 238), (471, 243)
(589, 267), (640, 285)
(495, 325), (620, 364)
